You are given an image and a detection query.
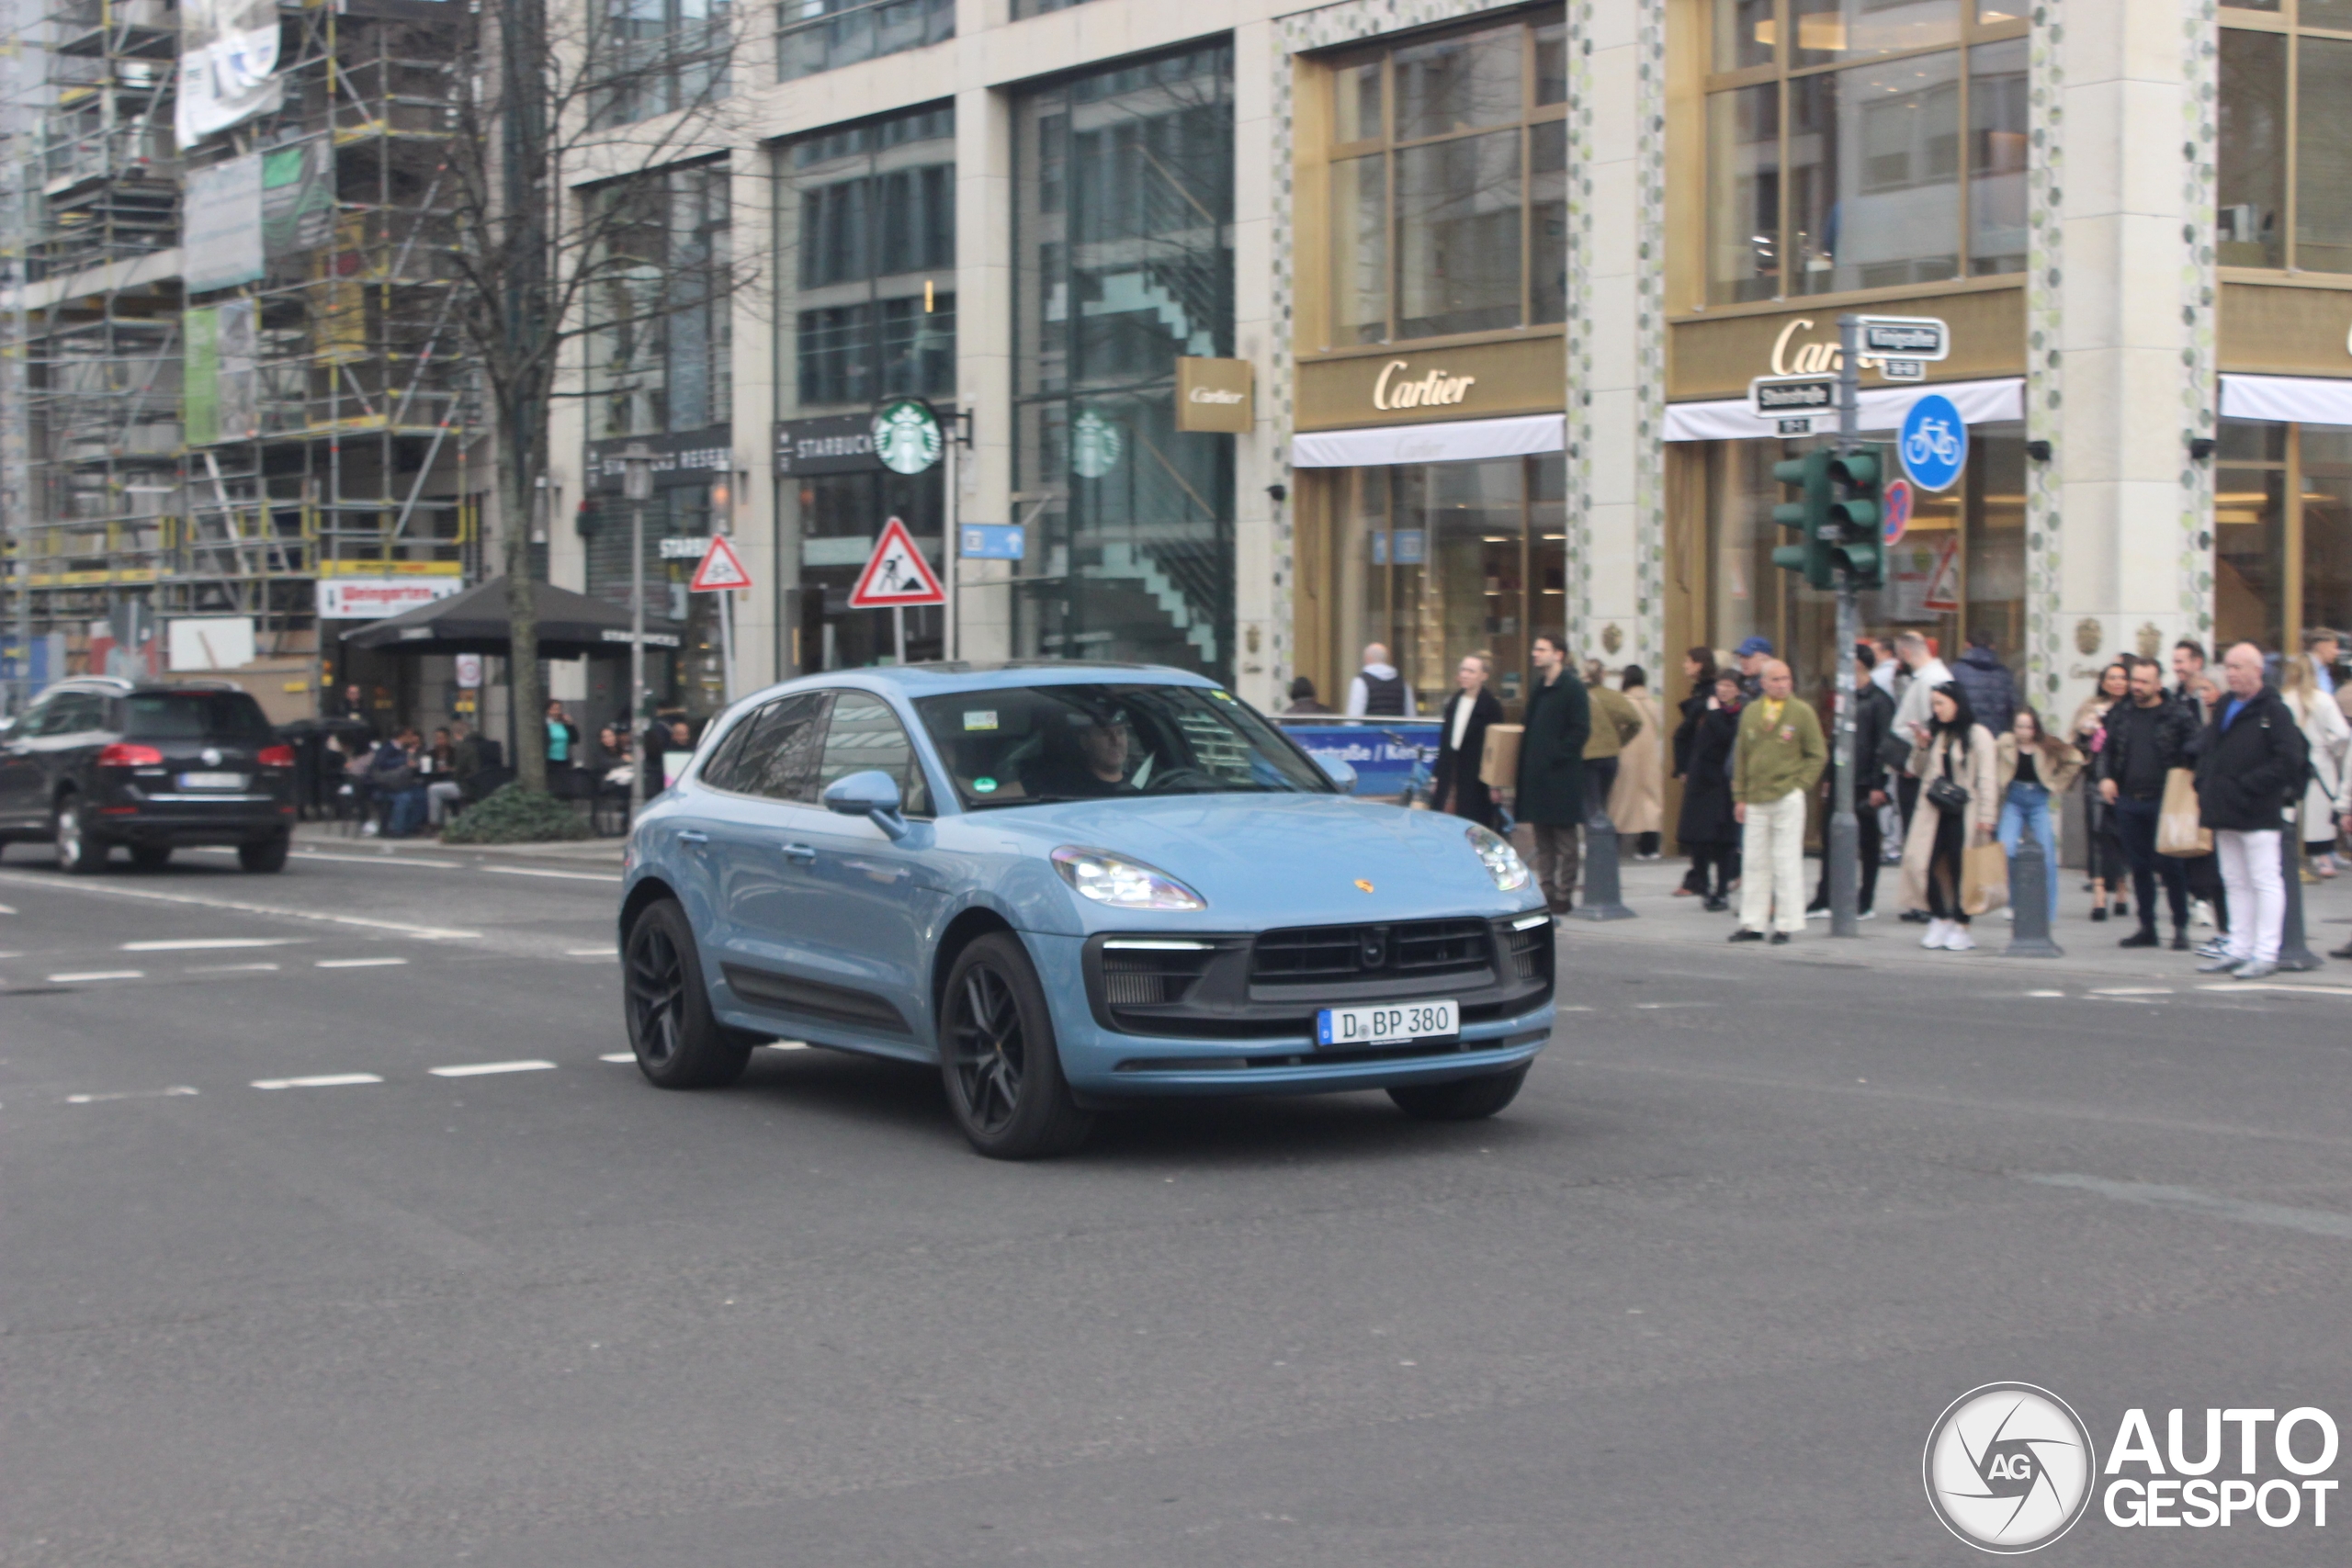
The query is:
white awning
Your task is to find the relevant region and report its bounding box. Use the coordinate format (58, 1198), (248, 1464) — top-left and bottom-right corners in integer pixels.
(1289, 412), (1563, 468)
(2219, 373), (2352, 427)
(1661, 376), (2025, 442)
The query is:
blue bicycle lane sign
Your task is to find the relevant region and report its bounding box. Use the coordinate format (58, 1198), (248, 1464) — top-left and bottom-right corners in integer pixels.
(1898, 392), (1967, 491)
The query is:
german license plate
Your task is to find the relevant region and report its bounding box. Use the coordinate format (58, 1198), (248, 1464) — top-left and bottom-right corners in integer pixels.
(178, 772), (248, 790)
(1317, 998), (1459, 1046)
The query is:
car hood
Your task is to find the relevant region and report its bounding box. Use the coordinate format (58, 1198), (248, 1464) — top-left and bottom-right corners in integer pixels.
(979, 794), (1531, 926)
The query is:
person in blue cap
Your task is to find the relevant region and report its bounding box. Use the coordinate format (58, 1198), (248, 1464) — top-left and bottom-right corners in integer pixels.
(1734, 635), (1775, 700)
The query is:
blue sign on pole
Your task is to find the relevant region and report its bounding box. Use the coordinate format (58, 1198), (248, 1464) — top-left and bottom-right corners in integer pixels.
(1898, 392), (1968, 492)
(959, 524), (1026, 560)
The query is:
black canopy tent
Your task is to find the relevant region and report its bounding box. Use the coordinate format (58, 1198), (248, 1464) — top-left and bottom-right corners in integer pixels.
(342, 577), (680, 659)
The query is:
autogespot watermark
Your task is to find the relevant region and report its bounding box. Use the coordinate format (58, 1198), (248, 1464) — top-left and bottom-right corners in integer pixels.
(1925, 1386), (2343, 1552)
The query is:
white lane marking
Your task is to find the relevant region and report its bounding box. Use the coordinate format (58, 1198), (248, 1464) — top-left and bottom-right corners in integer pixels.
(1633, 1001), (1715, 1010)
(316, 957), (409, 969)
(2024, 989), (2066, 998)
(2209, 982), (2352, 997)
(293, 852), (462, 869)
(429, 1059), (557, 1077)
(121, 937), (295, 952)
(0, 903), (17, 914)
(482, 865), (624, 884)
(48, 969), (144, 983)
(598, 1052), (636, 1063)
(2090, 986), (2173, 996)
(2024, 1172), (2352, 1240)
(566, 948), (616, 957)
(252, 1073), (383, 1090)
(0, 873), (481, 941)
(765, 1040), (809, 1051)
(187, 962), (281, 974)
(66, 1086), (198, 1104)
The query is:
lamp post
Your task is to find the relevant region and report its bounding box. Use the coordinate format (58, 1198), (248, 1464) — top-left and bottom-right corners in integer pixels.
(622, 445), (653, 825)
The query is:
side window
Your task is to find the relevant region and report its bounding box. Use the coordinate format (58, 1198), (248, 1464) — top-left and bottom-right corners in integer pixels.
(47, 694), (102, 735)
(17, 695), (57, 737)
(741, 693), (832, 803)
(695, 706), (765, 793)
(816, 693), (932, 817)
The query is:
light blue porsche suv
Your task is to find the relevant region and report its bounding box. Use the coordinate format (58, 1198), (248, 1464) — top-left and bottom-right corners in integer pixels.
(617, 662), (1555, 1157)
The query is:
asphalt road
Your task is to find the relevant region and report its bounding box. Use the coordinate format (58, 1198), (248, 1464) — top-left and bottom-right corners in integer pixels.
(5, 841), (2351, 1566)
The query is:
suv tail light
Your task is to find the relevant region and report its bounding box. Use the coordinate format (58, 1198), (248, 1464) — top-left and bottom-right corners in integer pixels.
(96, 743), (164, 768)
(257, 744), (297, 768)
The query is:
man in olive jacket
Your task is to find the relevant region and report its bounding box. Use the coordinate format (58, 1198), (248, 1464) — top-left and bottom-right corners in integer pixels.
(1730, 659), (1826, 942)
(1516, 632), (1592, 914)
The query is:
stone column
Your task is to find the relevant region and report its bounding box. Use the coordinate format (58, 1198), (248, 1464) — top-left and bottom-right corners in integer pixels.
(954, 76), (1016, 662)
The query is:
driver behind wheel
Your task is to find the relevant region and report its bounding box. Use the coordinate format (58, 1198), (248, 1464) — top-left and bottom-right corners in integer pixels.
(1023, 706), (1137, 798)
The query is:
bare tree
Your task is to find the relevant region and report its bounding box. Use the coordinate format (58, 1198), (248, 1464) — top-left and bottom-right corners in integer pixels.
(443, 0), (756, 796)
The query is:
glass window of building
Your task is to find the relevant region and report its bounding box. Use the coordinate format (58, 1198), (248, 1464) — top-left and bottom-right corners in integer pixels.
(1333, 454), (1565, 714)
(775, 105), (956, 671)
(1012, 0), (1099, 16)
(2218, 2), (2352, 272)
(1694, 426), (2023, 705)
(1012, 44), (1235, 676)
(775, 0), (953, 85)
(1322, 14), (1566, 348)
(585, 162), (734, 441)
(1702, 2), (2027, 303)
(2211, 419), (2352, 651)
(590, 0), (733, 130)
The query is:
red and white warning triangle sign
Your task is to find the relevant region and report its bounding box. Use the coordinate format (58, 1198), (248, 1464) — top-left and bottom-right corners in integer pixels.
(688, 534), (753, 592)
(847, 515), (946, 608)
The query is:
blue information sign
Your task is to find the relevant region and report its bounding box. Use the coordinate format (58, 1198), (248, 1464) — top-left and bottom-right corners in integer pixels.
(959, 524), (1026, 560)
(1898, 393), (1968, 492)
(1272, 718), (1442, 800)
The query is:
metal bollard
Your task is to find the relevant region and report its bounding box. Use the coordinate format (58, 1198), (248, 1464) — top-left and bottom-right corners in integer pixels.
(2277, 809), (2324, 971)
(2002, 829), (2063, 957)
(1566, 803), (1636, 922)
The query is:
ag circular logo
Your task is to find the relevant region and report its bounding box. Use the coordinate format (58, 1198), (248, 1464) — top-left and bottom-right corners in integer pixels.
(1923, 1383), (2098, 1553)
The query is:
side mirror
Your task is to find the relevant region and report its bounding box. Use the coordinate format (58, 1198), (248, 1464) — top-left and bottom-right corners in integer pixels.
(1316, 754), (1359, 795)
(822, 769), (910, 840)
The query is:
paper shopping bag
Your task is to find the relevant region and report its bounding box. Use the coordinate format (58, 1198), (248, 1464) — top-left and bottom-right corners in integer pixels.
(2156, 767), (2213, 857)
(1479, 723), (1523, 789)
(1962, 840), (2009, 917)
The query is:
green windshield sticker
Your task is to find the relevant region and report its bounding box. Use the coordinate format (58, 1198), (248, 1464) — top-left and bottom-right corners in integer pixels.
(963, 710), (999, 730)
(972, 776), (999, 794)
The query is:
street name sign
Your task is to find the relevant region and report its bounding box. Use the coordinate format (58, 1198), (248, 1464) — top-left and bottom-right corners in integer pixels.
(1854, 315), (1950, 362)
(1750, 373), (1838, 421)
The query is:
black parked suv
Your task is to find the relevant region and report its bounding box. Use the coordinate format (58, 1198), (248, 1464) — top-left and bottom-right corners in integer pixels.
(0, 678), (297, 873)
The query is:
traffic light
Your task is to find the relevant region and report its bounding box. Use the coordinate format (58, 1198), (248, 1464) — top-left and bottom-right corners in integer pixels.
(1770, 448), (1834, 591)
(1826, 446), (1887, 590)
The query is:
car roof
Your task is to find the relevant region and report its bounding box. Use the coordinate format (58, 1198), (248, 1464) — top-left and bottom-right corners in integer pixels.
(50, 678), (247, 697)
(757, 660), (1221, 702)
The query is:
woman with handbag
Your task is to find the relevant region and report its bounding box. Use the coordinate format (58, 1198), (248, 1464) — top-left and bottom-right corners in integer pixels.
(1995, 706), (2084, 925)
(1429, 653), (1504, 829)
(1676, 671), (1746, 911)
(2069, 662), (2132, 920)
(1902, 684), (1998, 951)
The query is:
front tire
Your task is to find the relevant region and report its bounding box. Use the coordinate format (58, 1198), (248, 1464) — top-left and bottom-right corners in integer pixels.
(624, 898), (751, 1089)
(54, 796), (107, 874)
(1386, 1064), (1530, 1122)
(940, 932), (1093, 1159)
(237, 834), (289, 874)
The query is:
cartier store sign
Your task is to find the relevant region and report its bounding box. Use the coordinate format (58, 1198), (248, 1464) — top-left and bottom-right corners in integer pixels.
(1295, 333), (1565, 431)
(1667, 288), (2023, 401)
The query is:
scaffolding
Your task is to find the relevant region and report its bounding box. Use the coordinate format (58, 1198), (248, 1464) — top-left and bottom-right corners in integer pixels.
(14, 0), (475, 682)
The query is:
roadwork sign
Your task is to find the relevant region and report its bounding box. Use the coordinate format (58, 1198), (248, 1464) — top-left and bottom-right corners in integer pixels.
(847, 516), (946, 608)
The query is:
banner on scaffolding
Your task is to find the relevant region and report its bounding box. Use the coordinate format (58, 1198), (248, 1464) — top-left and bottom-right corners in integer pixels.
(184, 154), (263, 294)
(320, 215), (370, 366)
(262, 141), (335, 257)
(183, 300), (260, 447)
(177, 0), (284, 146)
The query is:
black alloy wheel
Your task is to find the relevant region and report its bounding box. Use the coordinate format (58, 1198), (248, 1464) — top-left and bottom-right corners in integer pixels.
(940, 932), (1092, 1159)
(623, 899), (751, 1089)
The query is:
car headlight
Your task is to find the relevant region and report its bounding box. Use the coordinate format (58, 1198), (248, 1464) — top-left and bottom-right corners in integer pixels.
(1051, 846), (1206, 910)
(1466, 823), (1530, 891)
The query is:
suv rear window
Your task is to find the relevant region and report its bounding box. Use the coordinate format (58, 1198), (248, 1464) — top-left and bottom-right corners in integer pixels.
(123, 692), (275, 741)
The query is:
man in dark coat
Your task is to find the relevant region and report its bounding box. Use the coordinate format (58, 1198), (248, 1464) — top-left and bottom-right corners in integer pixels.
(1514, 632), (1591, 914)
(1810, 641), (1897, 918)
(2190, 642), (2310, 979)
(2097, 654), (2200, 949)
(1951, 630), (2018, 734)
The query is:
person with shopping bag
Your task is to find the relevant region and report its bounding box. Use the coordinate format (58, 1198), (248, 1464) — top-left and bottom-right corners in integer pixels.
(2096, 654), (2200, 950)
(2188, 643), (2312, 978)
(1901, 684), (1999, 951)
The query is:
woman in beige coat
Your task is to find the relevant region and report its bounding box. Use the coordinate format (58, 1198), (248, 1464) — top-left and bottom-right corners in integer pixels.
(1607, 664), (1666, 856)
(1900, 683), (1999, 951)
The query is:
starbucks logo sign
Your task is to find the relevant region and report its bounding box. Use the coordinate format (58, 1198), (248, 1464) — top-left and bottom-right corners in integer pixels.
(1071, 409), (1124, 479)
(871, 399), (944, 475)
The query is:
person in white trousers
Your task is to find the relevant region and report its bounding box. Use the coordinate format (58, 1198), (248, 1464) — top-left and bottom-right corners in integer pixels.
(2192, 643), (2310, 979)
(1727, 660), (1826, 945)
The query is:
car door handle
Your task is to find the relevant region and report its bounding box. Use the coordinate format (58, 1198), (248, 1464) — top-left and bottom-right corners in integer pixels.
(780, 841), (818, 862)
(675, 829), (709, 845)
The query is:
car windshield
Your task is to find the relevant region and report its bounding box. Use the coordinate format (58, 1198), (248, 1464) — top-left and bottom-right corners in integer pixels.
(911, 683), (1333, 810)
(123, 692), (275, 741)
